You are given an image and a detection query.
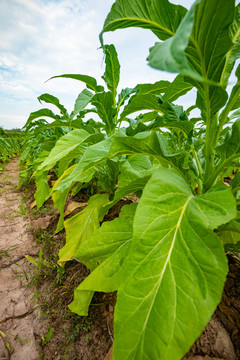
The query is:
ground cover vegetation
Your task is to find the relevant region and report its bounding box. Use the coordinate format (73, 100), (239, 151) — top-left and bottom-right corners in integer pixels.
(18, 0), (240, 359)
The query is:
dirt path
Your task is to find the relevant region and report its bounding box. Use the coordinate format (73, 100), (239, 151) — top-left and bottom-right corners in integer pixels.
(0, 159), (44, 360)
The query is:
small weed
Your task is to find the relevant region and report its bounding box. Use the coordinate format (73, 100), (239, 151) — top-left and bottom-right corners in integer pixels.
(15, 202), (26, 216)
(9, 333), (30, 345)
(0, 245), (19, 260)
(41, 327), (53, 346)
(11, 261), (29, 282)
(25, 249), (50, 269)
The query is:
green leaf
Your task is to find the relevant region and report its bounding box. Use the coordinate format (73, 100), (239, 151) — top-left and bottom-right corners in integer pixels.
(34, 171), (51, 208)
(190, 0), (233, 83)
(148, 1), (202, 81)
(216, 120), (240, 163)
(137, 81), (170, 95)
(126, 114), (193, 137)
(72, 89), (94, 118)
(162, 75), (193, 102)
(49, 74), (104, 92)
(91, 91), (116, 134)
(54, 136), (115, 195)
(58, 194), (109, 267)
(38, 93), (69, 118)
(108, 132), (186, 174)
(118, 155), (152, 189)
(100, 155), (153, 216)
(23, 109), (60, 129)
(225, 64), (240, 113)
(120, 94), (163, 119)
(113, 168), (235, 360)
(231, 171), (240, 195)
(52, 164), (77, 234)
(217, 219), (240, 246)
(188, 0), (234, 118)
(100, 0), (187, 43)
(117, 87), (135, 108)
(36, 130), (103, 174)
(221, 4), (240, 87)
(69, 203), (137, 316)
(102, 44), (120, 100)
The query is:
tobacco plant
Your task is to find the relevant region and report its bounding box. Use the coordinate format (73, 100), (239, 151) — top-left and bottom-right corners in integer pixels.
(63, 1), (240, 360)
(0, 137), (20, 163)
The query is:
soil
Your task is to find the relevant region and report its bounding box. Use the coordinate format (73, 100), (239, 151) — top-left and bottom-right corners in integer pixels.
(0, 158), (240, 360)
(0, 158), (45, 359)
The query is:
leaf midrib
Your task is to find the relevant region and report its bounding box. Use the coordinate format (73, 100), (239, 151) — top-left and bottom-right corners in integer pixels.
(127, 194), (193, 358)
(104, 17), (174, 38)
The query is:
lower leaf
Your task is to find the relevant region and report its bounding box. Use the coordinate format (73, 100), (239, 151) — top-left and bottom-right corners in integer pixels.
(113, 168), (236, 360)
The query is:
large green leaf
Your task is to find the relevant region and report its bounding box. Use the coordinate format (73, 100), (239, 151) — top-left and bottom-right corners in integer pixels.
(102, 44), (120, 100)
(54, 137), (112, 195)
(189, 0), (234, 117)
(54, 131), (126, 195)
(149, 0), (234, 84)
(100, 0), (187, 43)
(58, 194), (109, 267)
(148, 0), (202, 81)
(23, 109), (60, 129)
(69, 203), (137, 315)
(36, 130), (103, 174)
(113, 168), (236, 360)
(49, 74), (104, 92)
(38, 93), (69, 118)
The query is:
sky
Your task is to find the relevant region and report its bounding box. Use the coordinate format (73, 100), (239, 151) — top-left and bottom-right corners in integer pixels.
(0, 0), (194, 130)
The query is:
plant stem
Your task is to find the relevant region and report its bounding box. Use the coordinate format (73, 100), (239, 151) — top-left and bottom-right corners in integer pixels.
(192, 148), (203, 194)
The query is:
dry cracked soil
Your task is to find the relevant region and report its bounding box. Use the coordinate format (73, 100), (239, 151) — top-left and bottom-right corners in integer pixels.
(0, 158), (46, 359)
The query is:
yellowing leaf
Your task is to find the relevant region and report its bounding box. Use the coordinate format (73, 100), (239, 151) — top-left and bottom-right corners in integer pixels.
(64, 201), (87, 217)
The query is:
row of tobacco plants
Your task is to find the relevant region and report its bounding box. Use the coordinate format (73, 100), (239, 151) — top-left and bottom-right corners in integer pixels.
(19, 0), (240, 359)
(0, 128), (21, 164)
